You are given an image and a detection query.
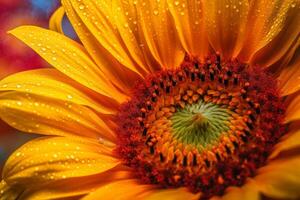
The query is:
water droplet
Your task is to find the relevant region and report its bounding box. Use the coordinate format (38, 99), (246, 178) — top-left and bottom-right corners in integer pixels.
(174, 1), (179, 6)
(79, 4), (85, 10)
(153, 10), (159, 15)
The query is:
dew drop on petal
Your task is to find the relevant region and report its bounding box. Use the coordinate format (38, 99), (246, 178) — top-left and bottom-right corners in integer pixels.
(79, 4), (85, 10)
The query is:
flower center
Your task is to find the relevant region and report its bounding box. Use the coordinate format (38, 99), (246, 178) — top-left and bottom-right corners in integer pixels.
(171, 101), (231, 148)
(116, 54), (286, 199)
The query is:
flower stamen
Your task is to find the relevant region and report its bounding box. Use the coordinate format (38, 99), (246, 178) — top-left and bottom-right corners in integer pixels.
(116, 54), (286, 199)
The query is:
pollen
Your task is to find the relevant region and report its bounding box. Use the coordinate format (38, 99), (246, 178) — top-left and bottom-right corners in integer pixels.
(115, 54), (286, 199)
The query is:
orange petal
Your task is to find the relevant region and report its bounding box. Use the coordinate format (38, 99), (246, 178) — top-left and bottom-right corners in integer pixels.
(267, 36), (300, 77)
(126, 0), (185, 69)
(82, 179), (154, 200)
(203, 0), (249, 59)
(49, 6), (65, 34)
(82, 179), (200, 200)
(0, 68), (119, 115)
(269, 123), (300, 159)
(255, 156), (300, 199)
(61, 0), (143, 94)
(0, 91), (117, 142)
(167, 0), (210, 59)
(211, 179), (260, 200)
(9, 165), (132, 199)
(112, 0), (162, 72)
(278, 48), (300, 96)
(3, 137), (118, 186)
(0, 180), (22, 200)
(144, 187), (201, 200)
(65, 0), (151, 77)
(9, 25), (128, 103)
(284, 93), (300, 123)
(239, 0), (300, 67)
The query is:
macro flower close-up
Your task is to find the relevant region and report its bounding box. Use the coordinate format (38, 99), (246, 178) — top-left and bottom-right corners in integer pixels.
(0, 0), (300, 199)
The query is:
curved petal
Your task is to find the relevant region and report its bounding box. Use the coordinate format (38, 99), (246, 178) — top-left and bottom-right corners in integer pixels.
(9, 26), (128, 103)
(285, 93), (300, 123)
(112, 0), (162, 72)
(278, 48), (300, 96)
(49, 6), (65, 34)
(0, 68), (118, 115)
(82, 179), (200, 200)
(167, 0), (209, 59)
(269, 122), (300, 159)
(61, 0), (143, 93)
(65, 0), (150, 77)
(211, 179), (260, 200)
(82, 179), (154, 200)
(254, 156), (300, 199)
(0, 91), (117, 141)
(17, 166), (132, 200)
(203, 0), (249, 59)
(0, 180), (22, 200)
(267, 36), (299, 77)
(2, 136), (118, 187)
(144, 188), (201, 200)
(133, 0), (185, 69)
(239, 0), (300, 67)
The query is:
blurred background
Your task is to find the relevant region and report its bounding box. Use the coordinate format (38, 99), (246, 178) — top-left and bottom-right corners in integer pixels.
(0, 0), (62, 172)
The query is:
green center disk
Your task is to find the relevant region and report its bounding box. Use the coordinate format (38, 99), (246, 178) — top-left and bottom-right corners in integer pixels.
(171, 100), (232, 149)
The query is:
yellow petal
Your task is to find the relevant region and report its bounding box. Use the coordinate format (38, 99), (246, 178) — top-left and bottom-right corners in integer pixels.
(17, 166), (132, 200)
(278, 49), (300, 96)
(285, 93), (300, 123)
(0, 91), (116, 141)
(112, 0), (162, 72)
(239, 0), (300, 67)
(203, 0), (249, 59)
(9, 25), (128, 103)
(3, 137), (118, 187)
(61, 0), (143, 94)
(0, 68), (119, 115)
(65, 0), (149, 76)
(144, 187), (201, 200)
(211, 179), (260, 200)
(0, 180), (22, 200)
(82, 178), (199, 200)
(49, 6), (65, 34)
(255, 157), (300, 199)
(82, 179), (154, 200)
(168, 0), (209, 59)
(126, 0), (185, 69)
(269, 123), (300, 159)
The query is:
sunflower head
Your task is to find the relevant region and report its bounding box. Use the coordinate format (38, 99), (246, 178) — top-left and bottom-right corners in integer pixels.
(0, 0), (300, 200)
(116, 54), (286, 198)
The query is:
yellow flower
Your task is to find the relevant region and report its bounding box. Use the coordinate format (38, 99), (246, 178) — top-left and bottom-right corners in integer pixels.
(1, 0), (300, 199)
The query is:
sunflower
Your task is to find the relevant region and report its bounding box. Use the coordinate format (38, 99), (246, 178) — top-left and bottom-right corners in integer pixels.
(1, 0), (300, 199)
